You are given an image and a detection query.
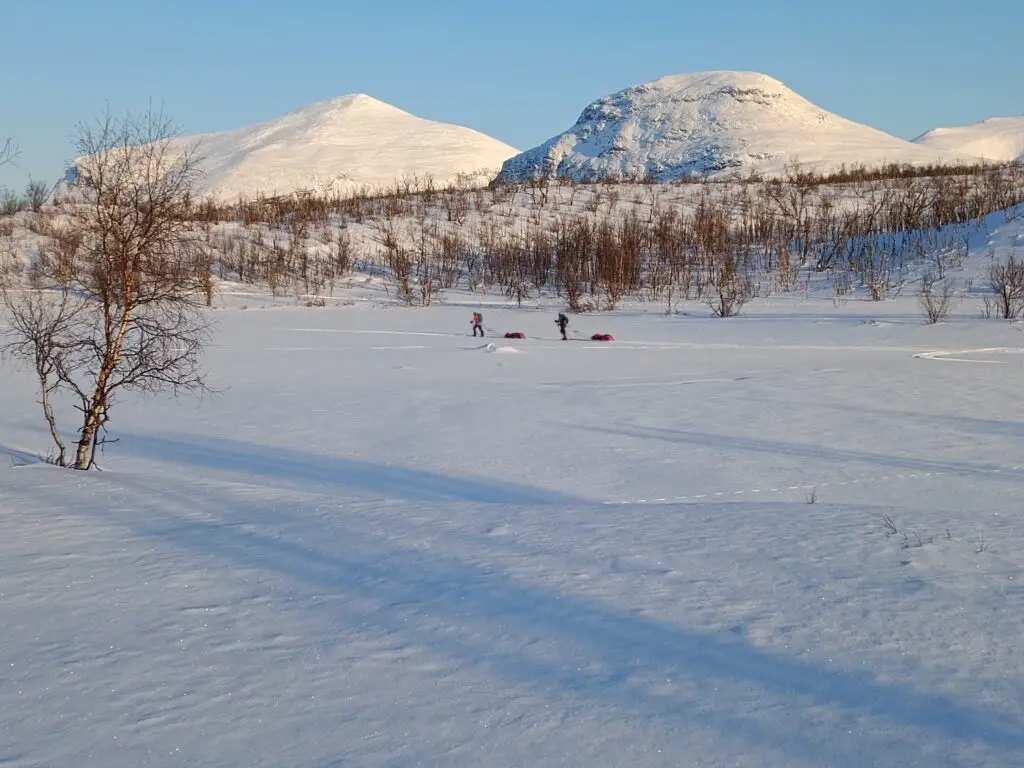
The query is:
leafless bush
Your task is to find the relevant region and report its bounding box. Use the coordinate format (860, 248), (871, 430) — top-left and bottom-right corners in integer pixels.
(901, 530), (930, 549)
(981, 296), (996, 319)
(555, 217), (591, 312)
(986, 255), (1024, 319)
(0, 243), (15, 277)
(707, 251), (750, 318)
(25, 179), (49, 212)
(919, 275), (953, 324)
(871, 511), (900, 536)
(0, 188), (24, 216)
(967, 530), (987, 553)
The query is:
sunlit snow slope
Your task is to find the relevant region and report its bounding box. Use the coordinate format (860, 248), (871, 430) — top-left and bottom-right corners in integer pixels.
(499, 71), (975, 182)
(169, 94), (518, 199)
(914, 116), (1024, 164)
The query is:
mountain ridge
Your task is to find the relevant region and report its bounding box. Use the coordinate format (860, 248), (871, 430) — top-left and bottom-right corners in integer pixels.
(913, 116), (1024, 163)
(498, 71), (976, 183)
(104, 94), (520, 200)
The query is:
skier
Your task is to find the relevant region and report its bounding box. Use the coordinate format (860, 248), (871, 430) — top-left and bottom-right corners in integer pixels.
(471, 311), (484, 337)
(556, 312), (569, 340)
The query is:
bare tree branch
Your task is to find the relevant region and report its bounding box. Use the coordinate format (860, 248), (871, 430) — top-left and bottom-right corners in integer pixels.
(0, 137), (17, 170)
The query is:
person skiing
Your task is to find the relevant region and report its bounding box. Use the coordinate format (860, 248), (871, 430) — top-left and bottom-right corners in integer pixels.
(471, 311), (484, 337)
(556, 312), (569, 340)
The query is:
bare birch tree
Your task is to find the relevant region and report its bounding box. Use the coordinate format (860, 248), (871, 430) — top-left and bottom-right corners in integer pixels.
(1, 109), (212, 469)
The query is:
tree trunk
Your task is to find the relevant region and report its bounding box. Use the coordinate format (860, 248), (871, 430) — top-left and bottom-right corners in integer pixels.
(74, 402), (104, 470)
(73, 312), (127, 469)
(40, 385), (66, 467)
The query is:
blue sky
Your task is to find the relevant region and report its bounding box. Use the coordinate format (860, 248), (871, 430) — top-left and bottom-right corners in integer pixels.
(1, 0), (1021, 188)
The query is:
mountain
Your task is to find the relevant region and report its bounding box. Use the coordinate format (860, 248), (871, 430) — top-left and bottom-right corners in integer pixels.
(498, 71), (974, 183)
(913, 116), (1024, 163)
(115, 95), (518, 200)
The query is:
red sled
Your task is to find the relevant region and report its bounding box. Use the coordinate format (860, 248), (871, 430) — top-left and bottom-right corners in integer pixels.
(504, 332), (526, 339)
(591, 333), (615, 342)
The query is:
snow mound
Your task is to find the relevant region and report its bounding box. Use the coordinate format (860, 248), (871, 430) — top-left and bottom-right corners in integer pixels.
(65, 95), (519, 201)
(481, 343), (522, 354)
(913, 116), (1024, 163)
(498, 71), (975, 182)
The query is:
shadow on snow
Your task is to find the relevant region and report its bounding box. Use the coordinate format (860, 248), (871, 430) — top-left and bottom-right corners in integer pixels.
(119, 431), (589, 507)
(79, 472), (1024, 766)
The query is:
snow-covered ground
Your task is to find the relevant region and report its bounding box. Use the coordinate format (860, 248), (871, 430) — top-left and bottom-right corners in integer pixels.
(3, 271), (1024, 766)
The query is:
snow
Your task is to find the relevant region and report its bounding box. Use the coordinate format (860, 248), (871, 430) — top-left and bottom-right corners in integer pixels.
(499, 71), (978, 182)
(72, 94), (520, 201)
(914, 116), (1024, 164)
(3, 216), (1024, 766)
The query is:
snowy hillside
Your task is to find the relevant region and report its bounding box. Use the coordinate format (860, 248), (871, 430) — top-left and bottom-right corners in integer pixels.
(499, 71), (975, 183)
(914, 116), (1024, 163)
(72, 95), (519, 200)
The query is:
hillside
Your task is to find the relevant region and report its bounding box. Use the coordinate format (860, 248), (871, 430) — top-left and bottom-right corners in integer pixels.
(913, 116), (1024, 163)
(499, 71), (974, 183)
(116, 95), (519, 200)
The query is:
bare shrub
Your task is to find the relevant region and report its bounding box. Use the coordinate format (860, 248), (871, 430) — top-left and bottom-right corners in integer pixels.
(986, 255), (1024, 319)
(872, 512), (900, 536)
(25, 178), (49, 212)
(707, 251), (750, 318)
(981, 296), (996, 319)
(969, 530), (987, 554)
(919, 275), (953, 324)
(0, 188), (24, 216)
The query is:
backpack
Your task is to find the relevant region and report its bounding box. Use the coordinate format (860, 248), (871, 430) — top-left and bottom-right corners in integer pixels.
(473, 312), (482, 324)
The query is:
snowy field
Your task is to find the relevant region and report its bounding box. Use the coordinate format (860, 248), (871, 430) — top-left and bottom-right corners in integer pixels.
(2, 292), (1024, 766)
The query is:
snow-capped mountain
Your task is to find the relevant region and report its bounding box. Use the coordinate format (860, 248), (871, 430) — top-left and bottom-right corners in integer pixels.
(913, 116), (1024, 164)
(498, 71), (974, 183)
(137, 95), (518, 200)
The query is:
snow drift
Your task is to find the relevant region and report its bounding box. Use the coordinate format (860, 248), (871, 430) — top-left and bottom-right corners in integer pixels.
(498, 71), (975, 183)
(913, 116), (1024, 164)
(63, 95), (519, 201)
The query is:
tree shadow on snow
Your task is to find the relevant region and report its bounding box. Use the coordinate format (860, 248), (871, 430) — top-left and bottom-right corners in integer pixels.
(816, 401), (1024, 443)
(118, 431), (589, 507)
(91, 479), (1024, 766)
(0, 442), (44, 467)
(566, 423), (1024, 480)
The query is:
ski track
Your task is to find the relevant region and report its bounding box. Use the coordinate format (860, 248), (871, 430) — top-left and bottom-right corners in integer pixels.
(254, 327), (1002, 358)
(914, 347), (1024, 364)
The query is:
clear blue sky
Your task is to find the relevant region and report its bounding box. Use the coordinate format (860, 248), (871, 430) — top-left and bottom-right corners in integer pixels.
(1, 0), (1021, 188)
